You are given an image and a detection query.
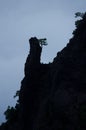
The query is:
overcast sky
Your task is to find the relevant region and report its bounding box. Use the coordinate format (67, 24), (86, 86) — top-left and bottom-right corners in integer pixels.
(0, 0), (86, 124)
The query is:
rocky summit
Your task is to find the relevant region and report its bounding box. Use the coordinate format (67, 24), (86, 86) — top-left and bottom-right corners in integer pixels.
(0, 13), (86, 130)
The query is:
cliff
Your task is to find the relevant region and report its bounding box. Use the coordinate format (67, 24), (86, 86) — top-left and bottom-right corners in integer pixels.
(0, 13), (86, 130)
(19, 37), (51, 130)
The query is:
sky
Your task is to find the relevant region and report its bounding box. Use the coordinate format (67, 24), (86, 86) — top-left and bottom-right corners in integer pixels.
(0, 0), (86, 124)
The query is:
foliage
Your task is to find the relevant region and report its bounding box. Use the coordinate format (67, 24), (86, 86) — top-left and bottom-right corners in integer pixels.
(4, 106), (17, 122)
(72, 12), (86, 35)
(75, 12), (86, 27)
(75, 12), (84, 18)
(14, 90), (20, 98)
(4, 91), (20, 123)
(38, 38), (48, 46)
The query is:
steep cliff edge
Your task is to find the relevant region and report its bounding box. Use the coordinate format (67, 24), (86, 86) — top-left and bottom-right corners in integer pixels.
(19, 37), (51, 130)
(0, 13), (86, 130)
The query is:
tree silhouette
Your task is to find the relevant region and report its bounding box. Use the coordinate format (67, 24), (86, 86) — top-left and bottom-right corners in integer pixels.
(38, 38), (48, 46)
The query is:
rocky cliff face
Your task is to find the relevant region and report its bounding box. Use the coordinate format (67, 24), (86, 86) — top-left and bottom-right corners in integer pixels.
(0, 38), (51, 130)
(0, 13), (86, 130)
(19, 37), (51, 130)
(19, 13), (86, 130)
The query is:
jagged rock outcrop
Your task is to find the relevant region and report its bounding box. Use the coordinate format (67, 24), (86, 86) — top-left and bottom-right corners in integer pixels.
(19, 37), (51, 130)
(0, 13), (86, 130)
(19, 13), (86, 129)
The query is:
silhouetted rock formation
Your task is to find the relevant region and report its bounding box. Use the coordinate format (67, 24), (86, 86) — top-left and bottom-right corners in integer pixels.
(0, 13), (86, 130)
(19, 37), (50, 130)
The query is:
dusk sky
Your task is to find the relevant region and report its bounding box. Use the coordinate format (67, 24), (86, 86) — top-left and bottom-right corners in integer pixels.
(0, 0), (86, 124)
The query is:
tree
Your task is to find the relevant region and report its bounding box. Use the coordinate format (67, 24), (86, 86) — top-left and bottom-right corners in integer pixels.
(74, 12), (86, 28)
(38, 38), (48, 46)
(75, 12), (84, 18)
